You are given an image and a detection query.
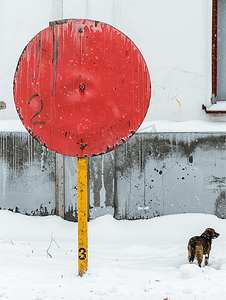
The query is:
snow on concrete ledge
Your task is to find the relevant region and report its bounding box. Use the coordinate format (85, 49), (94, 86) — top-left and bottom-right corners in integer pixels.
(0, 120), (26, 132)
(204, 101), (226, 112)
(1, 119), (226, 133)
(138, 120), (226, 133)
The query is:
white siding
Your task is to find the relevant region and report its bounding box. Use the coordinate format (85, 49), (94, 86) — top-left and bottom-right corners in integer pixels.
(0, 0), (221, 124)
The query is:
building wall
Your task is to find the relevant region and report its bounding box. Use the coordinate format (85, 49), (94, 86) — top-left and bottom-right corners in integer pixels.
(1, 131), (226, 220)
(0, 132), (56, 215)
(113, 132), (226, 220)
(0, 0), (220, 123)
(1, 0), (226, 220)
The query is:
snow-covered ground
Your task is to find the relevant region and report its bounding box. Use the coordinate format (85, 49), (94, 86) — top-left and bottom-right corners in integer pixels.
(1, 211), (226, 299)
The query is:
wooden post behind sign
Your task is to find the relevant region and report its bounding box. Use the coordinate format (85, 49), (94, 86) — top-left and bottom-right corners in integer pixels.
(77, 157), (88, 277)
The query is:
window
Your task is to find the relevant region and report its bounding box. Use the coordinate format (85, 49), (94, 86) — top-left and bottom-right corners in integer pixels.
(212, 0), (226, 102)
(203, 0), (226, 113)
(212, 0), (217, 103)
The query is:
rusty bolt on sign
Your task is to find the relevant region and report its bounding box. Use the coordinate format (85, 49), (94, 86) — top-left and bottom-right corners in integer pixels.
(79, 84), (85, 94)
(0, 101), (6, 110)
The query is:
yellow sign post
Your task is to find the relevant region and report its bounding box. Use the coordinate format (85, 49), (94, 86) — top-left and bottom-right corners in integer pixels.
(77, 157), (88, 277)
(13, 18), (151, 279)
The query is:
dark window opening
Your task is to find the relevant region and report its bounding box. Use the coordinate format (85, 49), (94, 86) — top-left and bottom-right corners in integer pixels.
(203, 0), (226, 114)
(212, 0), (218, 103)
(212, 0), (226, 102)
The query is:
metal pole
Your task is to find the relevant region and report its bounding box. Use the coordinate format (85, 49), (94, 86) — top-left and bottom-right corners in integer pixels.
(77, 157), (88, 277)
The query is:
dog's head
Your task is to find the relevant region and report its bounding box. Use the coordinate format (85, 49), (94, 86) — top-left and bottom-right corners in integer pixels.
(203, 228), (220, 240)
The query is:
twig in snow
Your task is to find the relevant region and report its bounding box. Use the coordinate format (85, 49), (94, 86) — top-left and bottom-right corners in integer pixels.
(4, 234), (14, 245)
(46, 233), (60, 258)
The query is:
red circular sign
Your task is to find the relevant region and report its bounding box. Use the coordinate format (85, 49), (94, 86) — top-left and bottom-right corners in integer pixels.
(14, 19), (151, 157)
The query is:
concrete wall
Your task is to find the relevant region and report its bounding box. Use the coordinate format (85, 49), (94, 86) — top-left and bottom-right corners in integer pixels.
(113, 132), (226, 220)
(0, 132), (56, 215)
(1, 131), (226, 221)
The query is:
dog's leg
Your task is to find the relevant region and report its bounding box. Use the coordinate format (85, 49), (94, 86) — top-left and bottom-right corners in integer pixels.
(197, 253), (203, 268)
(204, 253), (209, 266)
(195, 243), (203, 268)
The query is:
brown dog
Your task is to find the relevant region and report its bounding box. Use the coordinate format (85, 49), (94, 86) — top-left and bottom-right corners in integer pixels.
(188, 228), (219, 267)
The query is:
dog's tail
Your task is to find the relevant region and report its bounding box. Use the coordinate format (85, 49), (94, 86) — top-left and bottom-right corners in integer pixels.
(195, 241), (204, 267)
(188, 243), (195, 263)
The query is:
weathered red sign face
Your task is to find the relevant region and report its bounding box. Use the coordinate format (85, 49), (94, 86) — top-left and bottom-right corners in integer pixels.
(14, 19), (151, 157)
